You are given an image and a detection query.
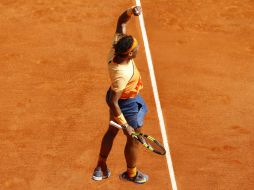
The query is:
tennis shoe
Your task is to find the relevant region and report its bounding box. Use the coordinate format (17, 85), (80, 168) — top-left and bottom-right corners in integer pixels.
(92, 167), (110, 181)
(120, 170), (148, 184)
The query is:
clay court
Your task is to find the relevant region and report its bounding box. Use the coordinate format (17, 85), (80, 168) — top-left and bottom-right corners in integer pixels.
(0, 0), (254, 189)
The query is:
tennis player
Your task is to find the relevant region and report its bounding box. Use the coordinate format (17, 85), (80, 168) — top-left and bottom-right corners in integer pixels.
(92, 6), (148, 184)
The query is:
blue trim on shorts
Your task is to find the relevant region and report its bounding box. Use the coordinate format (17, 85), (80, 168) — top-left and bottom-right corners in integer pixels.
(106, 89), (148, 129)
(118, 95), (148, 129)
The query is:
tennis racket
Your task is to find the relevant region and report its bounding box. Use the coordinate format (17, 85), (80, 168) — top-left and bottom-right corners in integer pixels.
(110, 121), (166, 155)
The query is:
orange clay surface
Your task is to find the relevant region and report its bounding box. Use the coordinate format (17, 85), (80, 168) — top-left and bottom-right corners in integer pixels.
(0, 1), (253, 190)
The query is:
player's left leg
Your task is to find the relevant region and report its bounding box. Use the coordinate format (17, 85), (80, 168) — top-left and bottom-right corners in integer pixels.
(120, 126), (148, 184)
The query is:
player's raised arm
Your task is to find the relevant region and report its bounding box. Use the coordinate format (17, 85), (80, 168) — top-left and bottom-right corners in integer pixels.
(116, 6), (142, 34)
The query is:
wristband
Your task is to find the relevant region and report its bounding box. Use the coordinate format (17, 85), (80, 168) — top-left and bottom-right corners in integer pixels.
(114, 113), (127, 125)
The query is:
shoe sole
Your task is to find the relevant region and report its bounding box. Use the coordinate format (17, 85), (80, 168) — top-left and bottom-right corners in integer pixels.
(92, 176), (103, 181)
(92, 173), (110, 181)
(119, 174), (148, 184)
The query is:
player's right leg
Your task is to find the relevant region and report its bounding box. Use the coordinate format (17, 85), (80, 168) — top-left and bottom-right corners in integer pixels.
(92, 114), (119, 181)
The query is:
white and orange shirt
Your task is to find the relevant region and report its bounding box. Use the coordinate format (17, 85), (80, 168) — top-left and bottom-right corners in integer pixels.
(107, 33), (143, 99)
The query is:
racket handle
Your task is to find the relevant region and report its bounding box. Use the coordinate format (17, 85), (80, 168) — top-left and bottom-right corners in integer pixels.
(109, 120), (122, 129)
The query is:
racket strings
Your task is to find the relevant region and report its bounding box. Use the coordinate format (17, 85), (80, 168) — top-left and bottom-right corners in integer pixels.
(131, 132), (166, 155)
(142, 134), (166, 155)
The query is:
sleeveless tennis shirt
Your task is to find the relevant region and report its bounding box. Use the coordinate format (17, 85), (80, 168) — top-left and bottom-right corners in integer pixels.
(107, 33), (143, 99)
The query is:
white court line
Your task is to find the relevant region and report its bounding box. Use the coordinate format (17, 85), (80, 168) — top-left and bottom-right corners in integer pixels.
(135, 1), (178, 190)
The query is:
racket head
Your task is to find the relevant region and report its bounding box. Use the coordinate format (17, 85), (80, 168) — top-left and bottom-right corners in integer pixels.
(132, 132), (166, 155)
(109, 121), (166, 155)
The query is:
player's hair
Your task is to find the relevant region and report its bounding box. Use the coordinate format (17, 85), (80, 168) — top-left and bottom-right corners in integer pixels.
(114, 35), (134, 57)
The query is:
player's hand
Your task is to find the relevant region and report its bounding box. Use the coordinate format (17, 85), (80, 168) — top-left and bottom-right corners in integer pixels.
(132, 6), (142, 16)
(122, 123), (134, 136)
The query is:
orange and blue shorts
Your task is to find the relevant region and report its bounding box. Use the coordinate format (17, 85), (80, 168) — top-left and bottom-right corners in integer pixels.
(106, 90), (148, 129)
